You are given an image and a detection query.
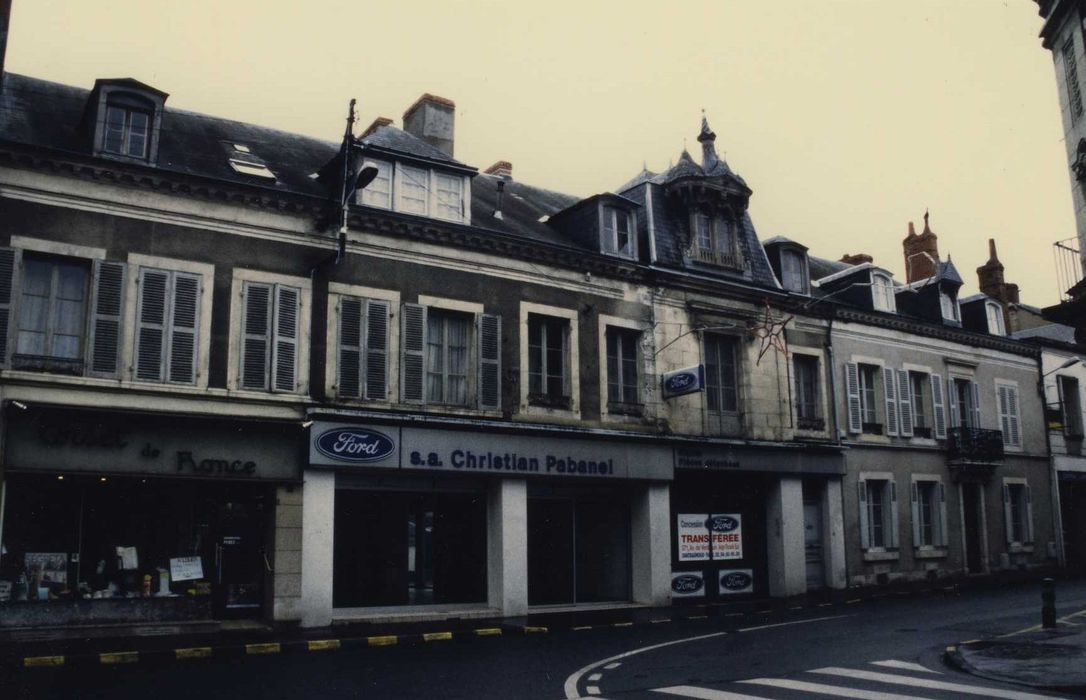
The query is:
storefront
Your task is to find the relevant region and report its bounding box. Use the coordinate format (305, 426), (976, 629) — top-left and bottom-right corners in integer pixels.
(0, 406), (301, 627)
(302, 419), (674, 626)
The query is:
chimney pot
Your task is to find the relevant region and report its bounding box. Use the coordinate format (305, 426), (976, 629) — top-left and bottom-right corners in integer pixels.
(402, 93), (456, 157)
(484, 160), (513, 179)
(361, 116), (393, 139)
(840, 253), (874, 265)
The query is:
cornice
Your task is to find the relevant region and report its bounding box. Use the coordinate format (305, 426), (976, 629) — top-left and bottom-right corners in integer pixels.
(832, 307), (1040, 357)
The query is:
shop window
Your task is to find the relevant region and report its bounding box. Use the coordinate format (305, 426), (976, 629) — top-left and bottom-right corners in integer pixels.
(996, 381), (1021, 448)
(793, 354), (821, 429)
(1003, 480), (1033, 546)
(135, 267), (201, 385)
(337, 296), (390, 401)
(239, 281), (300, 392)
(911, 479), (947, 548)
(527, 313), (570, 408)
(605, 326), (641, 412)
(1060, 375), (1084, 439)
(332, 490), (487, 608)
(858, 477), (898, 550)
(400, 303), (501, 410)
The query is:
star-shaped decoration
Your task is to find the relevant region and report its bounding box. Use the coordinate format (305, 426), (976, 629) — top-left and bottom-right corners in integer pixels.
(752, 302), (793, 365)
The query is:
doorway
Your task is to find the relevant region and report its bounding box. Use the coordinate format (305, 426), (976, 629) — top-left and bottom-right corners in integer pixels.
(198, 492), (270, 619)
(803, 499), (825, 590)
(961, 483), (984, 574)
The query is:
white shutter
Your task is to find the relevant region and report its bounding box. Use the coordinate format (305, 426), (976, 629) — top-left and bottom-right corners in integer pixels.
(168, 273), (199, 384)
(889, 480), (900, 548)
(1003, 483), (1014, 544)
(135, 268), (169, 381)
(364, 298), (390, 400)
(478, 313), (501, 411)
(337, 296), (363, 398)
(0, 247), (19, 366)
(1006, 386), (1020, 447)
(897, 370), (913, 437)
(401, 302), (427, 404)
(240, 282), (271, 390)
(883, 367), (899, 436)
(858, 480), (870, 549)
(969, 381), (982, 429)
(845, 362), (862, 434)
(272, 285), (299, 392)
(1024, 484), (1034, 543)
(931, 373), (947, 439)
(947, 378), (960, 429)
(87, 260), (126, 378)
(910, 481), (921, 547)
(936, 482), (948, 547)
(997, 385), (1010, 443)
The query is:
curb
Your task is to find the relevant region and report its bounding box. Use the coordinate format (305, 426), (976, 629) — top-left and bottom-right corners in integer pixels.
(944, 639), (1086, 696)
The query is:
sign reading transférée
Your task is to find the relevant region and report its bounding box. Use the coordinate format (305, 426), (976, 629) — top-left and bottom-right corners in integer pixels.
(661, 364), (705, 399)
(677, 513), (743, 561)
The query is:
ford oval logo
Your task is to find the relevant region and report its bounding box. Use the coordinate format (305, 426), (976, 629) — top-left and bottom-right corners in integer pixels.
(665, 372), (695, 392)
(315, 428), (395, 463)
(708, 515), (739, 532)
(671, 575), (704, 593)
(721, 571), (753, 591)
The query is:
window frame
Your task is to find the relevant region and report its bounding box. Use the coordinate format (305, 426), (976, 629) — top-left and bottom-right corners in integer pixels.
(1002, 477), (1033, 548)
(1059, 374), (1084, 439)
(519, 302), (579, 417)
(327, 283), (400, 402)
(227, 268), (310, 395)
(871, 272), (896, 312)
(425, 308), (473, 407)
(103, 104), (151, 160)
(704, 333), (740, 416)
(910, 476), (947, 549)
(985, 301), (1006, 336)
(601, 204), (636, 259)
(599, 315), (643, 417)
(857, 472), (899, 553)
(995, 379), (1022, 450)
(357, 159), (394, 210)
(15, 254), (91, 366)
(792, 352), (821, 427)
(779, 247), (809, 294)
(858, 363), (881, 431)
(908, 370), (933, 438)
(526, 312), (572, 408)
(939, 291), (960, 322)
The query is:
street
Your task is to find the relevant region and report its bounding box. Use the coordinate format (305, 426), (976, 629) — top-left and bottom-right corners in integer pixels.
(4, 580), (1085, 699)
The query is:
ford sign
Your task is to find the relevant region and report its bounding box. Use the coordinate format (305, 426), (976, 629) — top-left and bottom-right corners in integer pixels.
(708, 514), (740, 532)
(662, 365), (705, 399)
(719, 569), (754, 594)
(671, 574), (704, 594)
(315, 427), (396, 463)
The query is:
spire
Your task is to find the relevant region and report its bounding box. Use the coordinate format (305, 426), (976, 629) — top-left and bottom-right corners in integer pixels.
(697, 109), (719, 171)
(903, 210), (939, 283)
(922, 209), (933, 236)
(987, 238), (1000, 264)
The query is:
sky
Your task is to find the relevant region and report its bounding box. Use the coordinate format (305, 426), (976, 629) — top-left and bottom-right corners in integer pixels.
(4, 1), (1074, 305)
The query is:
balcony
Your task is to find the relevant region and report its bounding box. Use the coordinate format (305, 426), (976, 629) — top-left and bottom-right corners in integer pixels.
(691, 247), (747, 270)
(947, 427), (1004, 479)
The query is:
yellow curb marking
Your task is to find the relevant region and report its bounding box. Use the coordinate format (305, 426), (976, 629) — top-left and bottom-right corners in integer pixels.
(245, 643), (281, 655)
(423, 632), (452, 642)
(474, 628), (502, 636)
(100, 651), (138, 665)
(24, 655), (65, 668)
(572, 625), (593, 631)
(175, 647), (212, 660)
(523, 626), (548, 634)
(612, 622), (633, 627)
(307, 640), (341, 652)
(650, 619), (671, 624)
(368, 635), (398, 647)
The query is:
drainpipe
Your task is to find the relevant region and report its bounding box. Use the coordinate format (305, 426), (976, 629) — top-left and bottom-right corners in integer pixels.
(825, 313), (842, 446)
(1039, 353), (1067, 568)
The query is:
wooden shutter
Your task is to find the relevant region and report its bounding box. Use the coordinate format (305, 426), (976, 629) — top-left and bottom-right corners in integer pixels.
(888, 480), (900, 548)
(338, 296), (363, 398)
(272, 285), (299, 392)
(240, 282), (271, 390)
(478, 313), (501, 411)
(87, 260), (126, 378)
(1058, 378), (1069, 435)
(969, 381), (982, 429)
(168, 273), (199, 384)
(1024, 484), (1034, 543)
(135, 268), (169, 381)
(883, 367), (899, 436)
(845, 362), (861, 434)
(910, 481), (921, 547)
(897, 370), (913, 437)
(365, 298), (390, 400)
(1003, 482), (1014, 544)
(936, 482), (948, 547)
(947, 378), (960, 429)
(931, 373), (947, 439)
(997, 385), (1010, 444)
(857, 480), (870, 549)
(0, 248), (21, 366)
(1005, 385), (1021, 447)
(400, 302), (426, 404)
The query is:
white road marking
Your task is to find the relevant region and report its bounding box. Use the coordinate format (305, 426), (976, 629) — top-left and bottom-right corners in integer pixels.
(869, 659), (940, 674)
(562, 614), (852, 699)
(740, 677), (937, 699)
(587, 673), (602, 682)
(603, 662), (621, 670)
(586, 686), (600, 695)
(811, 667), (1063, 699)
(653, 686), (776, 699)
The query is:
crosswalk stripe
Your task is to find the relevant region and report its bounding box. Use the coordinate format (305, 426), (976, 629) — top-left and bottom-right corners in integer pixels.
(654, 686), (776, 700)
(810, 667), (1062, 699)
(869, 660), (940, 674)
(740, 677), (936, 699)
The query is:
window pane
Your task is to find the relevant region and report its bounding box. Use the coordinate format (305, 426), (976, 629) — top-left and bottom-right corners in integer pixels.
(713, 217), (733, 252)
(360, 161), (392, 209)
(446, 316), (469, 405)
(400, 166), (429, 215)
(104, 107), (126, 154)
(696, 214), (712, 250)
(616, 212), (630, 254)
(435, 174), (462, 222)
(127, 111), (149, 157)
(602, 208), (616, 253)
(426, 315), (444, 403)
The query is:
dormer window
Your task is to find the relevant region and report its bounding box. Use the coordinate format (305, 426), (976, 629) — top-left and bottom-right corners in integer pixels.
(103, 103), (150, 158)
(388, 164), (469, 224)
(601, 205), (635, 258)
(87, 80), (168, 164)
(780, 248), (809, 294)
(871, 272), (896, 312)
(985, 301), (1006, 335)
(940, 292), (960, 322)
(359, 160), (393, 209)
(692, 213), (740, 267)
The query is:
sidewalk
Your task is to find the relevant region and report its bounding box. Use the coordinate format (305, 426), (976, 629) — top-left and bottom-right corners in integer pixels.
(945, 608), (1086, 695)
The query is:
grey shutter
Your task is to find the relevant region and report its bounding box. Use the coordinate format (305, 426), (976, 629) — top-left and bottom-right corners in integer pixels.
(1024, 484), (1034, 543)
(135, 268), (169, 381)
(240, 282), (271, 390)
(969, 381), (982, 429)
(478, 313), (501, 411)
(845, 362), (862, 434)
(168, 273), (199, 384)
(365, 298), (390, 400)
(997, 385), (1010, 443)
(888, 480), (900, 548)
(858, 480), (870, 549)
(910, 481), (921, 548)
(1006, 386), (1021, 447)
(931, 373), (947, 439)
(947, 378), (960, 429)
(87, 260), (126, 378)
(883, 367), (899, 436)
(1003, 483), (1014, 544)
(1058, 378), (1069, 435)
(401, 302), (426, 404)
(897, 370), (913, 437)
(0, 248), (21, 366)
(272, 285), (299, 392)
(936, 482), (948, 547)
(338, 297), (362, 398)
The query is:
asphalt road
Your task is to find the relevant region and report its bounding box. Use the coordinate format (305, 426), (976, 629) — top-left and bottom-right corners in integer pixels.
(6, 580), (1086, 700)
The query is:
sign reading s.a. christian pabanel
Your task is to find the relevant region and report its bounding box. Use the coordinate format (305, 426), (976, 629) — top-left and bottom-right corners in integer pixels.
(661, 364), (705, 399)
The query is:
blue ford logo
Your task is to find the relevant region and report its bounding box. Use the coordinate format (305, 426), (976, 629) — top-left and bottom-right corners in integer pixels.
(671, 575), (704, 593)
(315, 428), (395, 463)
(665, 372), (695, 392)
(708, 515), (739, 532)
(721, 571), (753, 591)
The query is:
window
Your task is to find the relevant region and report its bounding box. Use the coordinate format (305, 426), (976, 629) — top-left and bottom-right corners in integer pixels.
(911, 479), (947, 548)
(692, 213), (741, 268)
(400, 303), (501, 410)
(909, 371), (931, 438)
(846, 362), (885, 435)
(858, 478), (898, 549)
(358, 160), (393, 209)
(985, 302), (1006, 336)
(940, 292), (959, 322)
(239, 281), (300, 392)
(1003, 480), (1033, 546)
(1059, 375), (1084, 438)
(16, 257), (88, 366)
(103, 104), (150, 159)
(602, 205), (635, 258)
(950, 377), (981, 430)
(705, 334), (739, 414)
(606, 327), (640, 409)
(871, 273), (896, 312)
(780, 248), (808, 294)
(1064, 36), (1084, 123)
(793, 354), (821, 428)
(398, 165), (430, 215)
(426, 310), (471, 406)
(134, 267), (201, 385)
(434, 173), (464, 222)
(996, 381), (1021, 448)
(337, 296), (390, 401)
(859, 364), (879, 431)
(528, 314), (569, 407)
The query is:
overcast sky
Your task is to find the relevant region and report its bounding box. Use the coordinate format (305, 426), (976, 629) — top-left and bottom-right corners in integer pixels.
(5, 1), (1072, 305)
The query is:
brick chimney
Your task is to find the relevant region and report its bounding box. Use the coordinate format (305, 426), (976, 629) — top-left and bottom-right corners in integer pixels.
(0, 0), (12, 92)
(361, 116), (392, 139)
(403, 93), (455, 157)
(484, 160), (513, 179)
(840, 253), (874, 265)
(977, 238), (1020, 306)
(903, 211), (939, 283)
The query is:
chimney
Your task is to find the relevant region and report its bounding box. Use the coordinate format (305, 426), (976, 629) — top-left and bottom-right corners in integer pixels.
(903, 211), (939, 282)
(361, 116), (392, 139)
(402, 93), (455, 157)
(840, 253), (873, 265)
(977, 239), (1020, 326)
(0, 0), (12, 92)
(484, 160), (513, 179)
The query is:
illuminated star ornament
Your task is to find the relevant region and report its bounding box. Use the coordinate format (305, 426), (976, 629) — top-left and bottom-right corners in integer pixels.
(752, 301), (794, 365)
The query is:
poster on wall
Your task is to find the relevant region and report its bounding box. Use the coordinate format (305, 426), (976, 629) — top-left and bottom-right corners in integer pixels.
(670, 571), (706, 598)
(25, 552), (68, 584)
(718, 569), (754, 594)
(677, 514), (711, 561)
(677, 514), (743, 561)
(170, 556), (205, 582)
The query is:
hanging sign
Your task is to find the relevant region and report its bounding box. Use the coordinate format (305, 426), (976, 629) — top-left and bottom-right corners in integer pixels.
(662, 365), (705, 399)
(670, 571), (706, 598)
(718, 569), (754, 594)
(677, 513), (743, 561)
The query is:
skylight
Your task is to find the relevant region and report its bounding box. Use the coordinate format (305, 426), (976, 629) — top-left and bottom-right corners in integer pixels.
(223, 142), (276, 181)
(229, 159), (276, 180)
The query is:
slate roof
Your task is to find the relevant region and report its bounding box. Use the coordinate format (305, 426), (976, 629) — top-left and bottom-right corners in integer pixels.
(360, 123), (469, 169)
(1012, 324), (1079, 345)
(905, 259), (963, 288)
(470, 173), (579, 246)
(807, 255), (851, 282)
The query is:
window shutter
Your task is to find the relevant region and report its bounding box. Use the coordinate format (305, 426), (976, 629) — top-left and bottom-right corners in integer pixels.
(272, 285), (299, 392)
(364, 298), (390, 400)
(168, 273), (199, 384)
(969, 381), (982, 429)
(478, 313), (501, 411)
(889, 480), (900, 549)
(947, 378), (960, 429)
(937, 482), (948, 547)
(338, 297), (363, 398)
(997, 385), (1010, 443)
(858, 480), (870, 549)
(1024, 484), (1034, 543)
(1003, 483), (1014, 544)
(0, 248), (21, 366)
(845, 362), (861, 434)
(135, 268), (169, 381)
(400, 303), (426, 404)
(1006, 386), (1020, 447)
(87, 260), (126, 378)
(897, 370), (913, 437)
(910, 482), (921, 548)
(1058, 378), (1069, 435)
(240, 282), (271, 390)
(931, 373), (947, 439)
(883, 367), (899, 436)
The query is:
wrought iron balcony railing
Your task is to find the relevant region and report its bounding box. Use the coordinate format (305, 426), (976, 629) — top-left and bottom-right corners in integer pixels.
(946, 427), (1004, 464)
